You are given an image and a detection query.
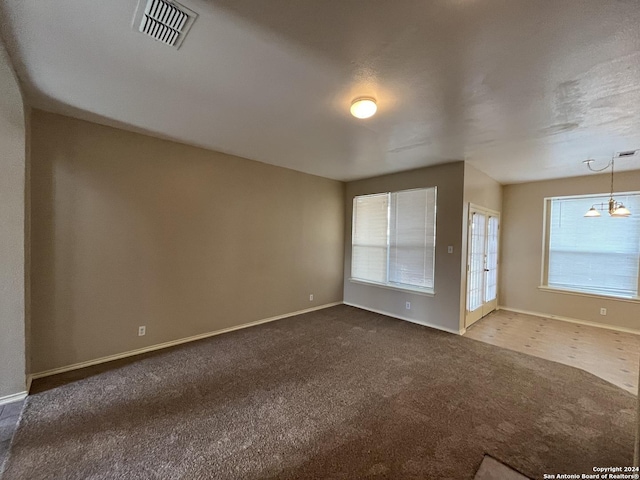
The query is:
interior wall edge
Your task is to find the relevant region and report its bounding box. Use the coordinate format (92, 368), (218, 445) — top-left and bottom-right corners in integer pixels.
(0, 35), (27, 399)
(24, 103), (32, 388)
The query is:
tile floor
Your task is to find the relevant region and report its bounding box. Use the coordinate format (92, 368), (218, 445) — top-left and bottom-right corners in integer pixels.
(465, 310), (640, 394)
(474, 455), (530, 480)
(0, 400), (24, 472)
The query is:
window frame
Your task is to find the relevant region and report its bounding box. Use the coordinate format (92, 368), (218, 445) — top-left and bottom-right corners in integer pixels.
(350, 187), (437, 295)
(540, 191), (640, 302)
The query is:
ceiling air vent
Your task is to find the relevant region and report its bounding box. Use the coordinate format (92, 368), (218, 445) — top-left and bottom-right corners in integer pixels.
(133, 0), (197, 49)
(615, 150), (638, 158)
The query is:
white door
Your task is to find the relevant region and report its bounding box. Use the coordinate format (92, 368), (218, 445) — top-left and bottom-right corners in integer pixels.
(466, 206), (500, 327)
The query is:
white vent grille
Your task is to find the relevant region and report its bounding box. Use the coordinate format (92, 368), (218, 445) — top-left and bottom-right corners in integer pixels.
(616, 150), (638, 158)
(134, 0), (197, 49)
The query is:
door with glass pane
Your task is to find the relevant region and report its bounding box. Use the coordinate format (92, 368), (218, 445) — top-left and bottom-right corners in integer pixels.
(466, 206), (500, 327)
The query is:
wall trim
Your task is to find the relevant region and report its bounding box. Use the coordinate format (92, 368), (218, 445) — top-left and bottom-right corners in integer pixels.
(344, 301), (464, 335)
(537, 285), (640, 304)
(498, 305), (640, 336)
(348, 278), (435, 296)
(0, 391), (27, 406)
(31, 302), (343, 380)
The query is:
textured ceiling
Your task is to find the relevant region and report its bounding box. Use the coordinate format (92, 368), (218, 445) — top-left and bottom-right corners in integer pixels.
(1, 0), (639, 183)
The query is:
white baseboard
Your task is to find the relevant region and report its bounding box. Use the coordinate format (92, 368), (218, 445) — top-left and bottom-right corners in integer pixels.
(498, 305), (640, 336)
(344, 302), (464, 335)
(0, 391), (27, 406)
(31, 302), (343, 380)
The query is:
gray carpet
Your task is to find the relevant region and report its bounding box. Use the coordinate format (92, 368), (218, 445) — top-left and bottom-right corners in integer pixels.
(1, 305), (635, 479)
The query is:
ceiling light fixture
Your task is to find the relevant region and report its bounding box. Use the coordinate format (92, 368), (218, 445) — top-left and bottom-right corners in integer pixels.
(350, 97), (377, 119)
(582, 156), (631, 218)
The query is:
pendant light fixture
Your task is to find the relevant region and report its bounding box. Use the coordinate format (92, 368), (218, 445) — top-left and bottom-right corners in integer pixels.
(583, 155), (632, 217)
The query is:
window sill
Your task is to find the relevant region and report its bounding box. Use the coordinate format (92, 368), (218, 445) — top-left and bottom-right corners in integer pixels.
(349, 278), (435, 296)
(537, 286), (640, 304)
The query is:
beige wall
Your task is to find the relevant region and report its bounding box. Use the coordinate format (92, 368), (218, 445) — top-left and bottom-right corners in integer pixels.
(0, 41), (27, 398)
(500, 171), (640, 331)
(460, 163), (503, 329)
(30, 110), (345, 373)
(463, 163), (503, 214)
(344, 162), (465, 334)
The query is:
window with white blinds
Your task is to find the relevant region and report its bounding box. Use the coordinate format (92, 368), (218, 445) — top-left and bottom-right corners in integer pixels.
(352, 193), (389, 284)
(545, 192), (640, 299)
(351, 187), (437, 292)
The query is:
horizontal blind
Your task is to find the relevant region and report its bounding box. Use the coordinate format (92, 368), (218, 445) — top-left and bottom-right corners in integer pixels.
(548, 193), (640, 297)
(389, 188), (437, 288)
(352, 193), (389, 284)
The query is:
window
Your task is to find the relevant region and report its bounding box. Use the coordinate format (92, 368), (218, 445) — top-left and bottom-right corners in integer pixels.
(543, 192), (640, 299)
(351, 187), (437, 293)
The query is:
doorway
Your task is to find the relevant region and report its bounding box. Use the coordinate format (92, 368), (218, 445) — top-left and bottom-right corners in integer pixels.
(465, 205), (500, 328)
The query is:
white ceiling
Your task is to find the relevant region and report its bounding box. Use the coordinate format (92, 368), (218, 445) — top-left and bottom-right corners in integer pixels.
(1, 0), (639, 183)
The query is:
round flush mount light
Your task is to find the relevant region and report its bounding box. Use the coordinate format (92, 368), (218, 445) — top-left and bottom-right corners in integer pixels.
(350, 97), (377, 119)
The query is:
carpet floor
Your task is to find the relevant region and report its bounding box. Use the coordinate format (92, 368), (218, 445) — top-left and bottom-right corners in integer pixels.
(1, 305), (635, 479)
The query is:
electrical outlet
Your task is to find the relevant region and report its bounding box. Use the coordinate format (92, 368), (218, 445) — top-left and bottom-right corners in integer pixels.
(600, 308), (607, 316)
(309, 294), (314, 301)
(138, 326), (146, 336)
(406, 301), (411, 310)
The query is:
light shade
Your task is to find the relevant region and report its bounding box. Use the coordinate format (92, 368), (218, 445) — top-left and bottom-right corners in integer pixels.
(350, 97), (377, 119)
(611, 204), (632, 217)
(584, 207), (601, 217)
